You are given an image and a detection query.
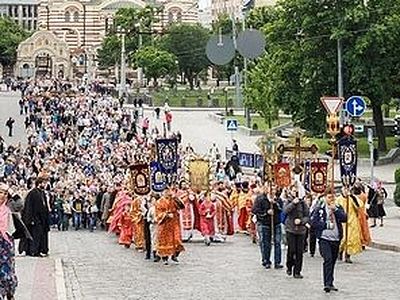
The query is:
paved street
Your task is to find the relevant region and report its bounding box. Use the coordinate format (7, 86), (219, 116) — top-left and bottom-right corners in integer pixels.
(0, 90), (399, 300)
(15, 230), (400, 300)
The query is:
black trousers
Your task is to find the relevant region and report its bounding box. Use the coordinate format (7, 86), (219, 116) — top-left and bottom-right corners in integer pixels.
(143, 220), (151, 259)
(286, 232), (305, 275)
(319, 239), (340, 287)
(309, 227), (317, 255)
(27, 224), (49, 256)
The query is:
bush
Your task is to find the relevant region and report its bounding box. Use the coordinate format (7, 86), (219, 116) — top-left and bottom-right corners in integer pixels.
(394, 184), (400, 207)
(395, 168), (400, 183)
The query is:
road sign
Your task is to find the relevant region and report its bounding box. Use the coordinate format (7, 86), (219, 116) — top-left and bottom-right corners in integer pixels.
(346, 96), (366, 117)
(226, 119), (238, 131)
(320, 97), (344, 114)
(354, 124), (364, 133)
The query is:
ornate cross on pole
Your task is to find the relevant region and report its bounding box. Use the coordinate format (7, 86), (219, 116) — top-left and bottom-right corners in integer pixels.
(277, 133), (319, 174)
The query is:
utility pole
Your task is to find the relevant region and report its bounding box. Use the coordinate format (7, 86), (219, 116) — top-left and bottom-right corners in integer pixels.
(118, 27), (126, 98)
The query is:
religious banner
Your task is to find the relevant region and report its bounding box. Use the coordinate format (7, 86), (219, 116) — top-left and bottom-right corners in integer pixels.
(156, 138), (179, 175)
(274, 162), (291, 188)
(310, 161), (328, 194)
(129, 163), (151, 196)
(188, 159), (210, 192)
(338, 137), (358, 186)
(150, 161), (166, 192)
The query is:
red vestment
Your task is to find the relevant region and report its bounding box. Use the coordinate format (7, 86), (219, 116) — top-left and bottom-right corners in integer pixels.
(155, 196), (184, 257)
(214, 190), (234, 235)
(199, 200), (216, 236)
(118, 211), (133, 246)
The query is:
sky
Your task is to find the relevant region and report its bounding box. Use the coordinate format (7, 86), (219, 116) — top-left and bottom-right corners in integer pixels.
(198, 0), (210, 9)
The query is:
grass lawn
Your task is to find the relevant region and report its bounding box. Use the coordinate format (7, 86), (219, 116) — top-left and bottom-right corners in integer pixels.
(234, 114), (292, 131)
(308, 136), (398, 158)
(151, 88), (236, 107)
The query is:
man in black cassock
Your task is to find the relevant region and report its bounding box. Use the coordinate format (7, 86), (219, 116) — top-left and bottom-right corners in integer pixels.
(21, 176), (50, 256)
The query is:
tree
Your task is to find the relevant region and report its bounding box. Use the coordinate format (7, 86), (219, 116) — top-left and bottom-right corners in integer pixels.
(161, 24), (210, 89)
(97, 6), (158, 69)
(0, 17), (29, 67)
(97, 34), (121, 69)
(134, 46), (177, 87)
(245, 0), (400, 149)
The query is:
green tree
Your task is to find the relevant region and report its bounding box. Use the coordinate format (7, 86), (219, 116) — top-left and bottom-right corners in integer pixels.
(161, 24), (210, 89)
(246, 0), (400, 149)
(0, 17), (29, 67)
(97, 5), (158, 69)
(134, 45), (177, 87)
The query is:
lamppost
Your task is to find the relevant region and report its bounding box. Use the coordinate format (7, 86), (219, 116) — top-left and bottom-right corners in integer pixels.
(135, 22), (143, 89)
(116, 26), (127, 98)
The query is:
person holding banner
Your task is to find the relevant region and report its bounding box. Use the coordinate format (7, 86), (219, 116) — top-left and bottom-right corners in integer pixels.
(155, 190), (184, 265)
(283, 184), (310, 279)
(252, 183), (284, 269)
(337, 188), (362, 263)
(310, 188), (347, 293)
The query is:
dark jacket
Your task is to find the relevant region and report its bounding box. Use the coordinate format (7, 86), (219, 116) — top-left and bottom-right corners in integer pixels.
(252, 194), (283, 226)
(283, 198), (309, 235)
(310, 201), (347, 241)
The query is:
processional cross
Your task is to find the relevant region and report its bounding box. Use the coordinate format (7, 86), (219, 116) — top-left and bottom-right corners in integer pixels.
(277, 133), (319, 174)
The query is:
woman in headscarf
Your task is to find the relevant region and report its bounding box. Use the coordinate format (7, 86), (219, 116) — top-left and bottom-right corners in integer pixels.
(0, 182), (17, 300)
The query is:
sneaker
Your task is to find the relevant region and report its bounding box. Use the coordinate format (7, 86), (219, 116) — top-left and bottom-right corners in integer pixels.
(265, 264), (271, 269)
(274, 264), (284, 269)
(324, 287), (331, 293)
(286, 268), (292, 276)
(171, 256), (179, 263)
(293, 274), (303, 279)
(329, 286), (339, 292)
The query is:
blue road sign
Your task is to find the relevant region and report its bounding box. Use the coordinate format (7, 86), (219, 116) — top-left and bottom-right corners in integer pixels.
(345, 96), (366, 117)
(226, 119), (238, 131)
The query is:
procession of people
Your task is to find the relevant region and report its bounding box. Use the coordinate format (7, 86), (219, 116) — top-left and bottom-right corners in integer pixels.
(0, 78), (390, 298)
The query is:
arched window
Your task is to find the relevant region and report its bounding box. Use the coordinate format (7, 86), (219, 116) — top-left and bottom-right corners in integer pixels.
(168, 11), (173, 24)
(73, 11), (79, 22)
(65, 11), (70, 22)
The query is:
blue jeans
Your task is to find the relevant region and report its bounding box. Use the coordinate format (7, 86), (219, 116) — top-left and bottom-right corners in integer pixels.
(74, 212), (82, 230)
(257, 223), (282, 266)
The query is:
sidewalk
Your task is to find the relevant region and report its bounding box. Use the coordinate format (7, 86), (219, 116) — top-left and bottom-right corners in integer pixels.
(369, 205), (400, 252)
(14, 254), (64, 300)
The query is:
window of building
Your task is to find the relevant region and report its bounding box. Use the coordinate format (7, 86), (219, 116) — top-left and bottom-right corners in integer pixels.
(23, 6), (27, 18)
(33, 6), (37, 17)
(14, 6), (18, 16)
(73, 11), (79, 22)
(177, 12), (182, 22)
(168, 11), (173, 24)
(65, 11), (71, 22)
(27, 19), (32, 30)
(33, 19), (37, 29)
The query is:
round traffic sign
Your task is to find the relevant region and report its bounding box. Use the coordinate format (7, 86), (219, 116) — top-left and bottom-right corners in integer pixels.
(345, 96), (366, 117)
(206, 35), (236, 66)
(236, 29), (266, 60)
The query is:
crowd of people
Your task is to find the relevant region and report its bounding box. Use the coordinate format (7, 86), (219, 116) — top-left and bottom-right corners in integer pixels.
(0, 78), (389, 299)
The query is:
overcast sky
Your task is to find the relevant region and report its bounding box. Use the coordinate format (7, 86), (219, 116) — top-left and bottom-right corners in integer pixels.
(199, 0), (210, 9)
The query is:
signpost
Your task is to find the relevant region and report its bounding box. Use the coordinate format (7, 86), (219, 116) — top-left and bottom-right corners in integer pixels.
(226, 119), (238, 132)
(368, 128), (374, 184)
(345, 96), (366, 118)
(320, 96), (343, 190)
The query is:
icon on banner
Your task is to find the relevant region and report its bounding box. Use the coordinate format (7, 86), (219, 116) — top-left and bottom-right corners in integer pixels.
(226, 119), (238, 131)
(345, 96), (366, 117)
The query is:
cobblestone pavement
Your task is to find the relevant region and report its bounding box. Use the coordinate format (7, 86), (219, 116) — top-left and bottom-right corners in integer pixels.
(48, 229), (400, 300)
(2, 91), (400, 299)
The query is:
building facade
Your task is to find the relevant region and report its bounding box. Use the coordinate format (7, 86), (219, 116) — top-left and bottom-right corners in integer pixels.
(16, 0), (198, 79)
(0, 0), (39, 31)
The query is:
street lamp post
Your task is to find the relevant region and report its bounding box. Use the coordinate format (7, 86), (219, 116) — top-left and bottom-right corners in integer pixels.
(117, 27), (127, 98)
(135, 22), (143, 89)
